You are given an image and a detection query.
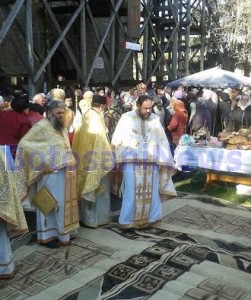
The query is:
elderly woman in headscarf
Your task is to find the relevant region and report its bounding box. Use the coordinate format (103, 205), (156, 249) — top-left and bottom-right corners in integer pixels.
(167, 99), (188, 146)
(190, 97), (211, 136)
(227, 93), (251, 131)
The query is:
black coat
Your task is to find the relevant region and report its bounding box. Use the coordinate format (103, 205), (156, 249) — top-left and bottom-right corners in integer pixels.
(229, 105), (251, 131)
(191, 106), (211, 134)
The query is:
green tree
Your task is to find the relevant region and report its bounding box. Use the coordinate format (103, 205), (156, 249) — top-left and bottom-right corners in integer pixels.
(205, 0), (251, 74)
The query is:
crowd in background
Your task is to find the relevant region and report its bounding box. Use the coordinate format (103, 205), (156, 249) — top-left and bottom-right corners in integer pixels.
(0, 82), (251, 152)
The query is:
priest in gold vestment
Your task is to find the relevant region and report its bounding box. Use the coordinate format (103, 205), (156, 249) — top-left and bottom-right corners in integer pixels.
(15, 100), (79, 248)
(79, 90), (93, 115)
(0, 147), (28, 278)
(111, 95), (177, 229)
(72, 95), (114, 227)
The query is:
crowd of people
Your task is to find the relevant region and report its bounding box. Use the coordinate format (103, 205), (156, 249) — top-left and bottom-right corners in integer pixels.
(0, 80), (251, 279)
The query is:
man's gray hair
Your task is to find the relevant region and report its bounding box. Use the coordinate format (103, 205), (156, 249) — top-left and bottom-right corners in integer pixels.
(32, 93), (45, 103)
(46, 100), (65, 114)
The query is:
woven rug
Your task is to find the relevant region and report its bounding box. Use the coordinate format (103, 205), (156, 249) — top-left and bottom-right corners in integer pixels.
(1, 194), (251, 300)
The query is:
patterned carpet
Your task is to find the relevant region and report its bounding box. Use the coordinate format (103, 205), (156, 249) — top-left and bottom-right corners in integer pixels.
(1, 193), (251, 300)
(98, 226), (251, 299)
(0, 238), (115, 300)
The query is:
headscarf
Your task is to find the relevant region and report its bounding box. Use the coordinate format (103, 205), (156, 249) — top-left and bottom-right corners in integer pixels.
(239, 99), (251, 111)
(173, 100), (188, 120)
(173, 90), (184, 100)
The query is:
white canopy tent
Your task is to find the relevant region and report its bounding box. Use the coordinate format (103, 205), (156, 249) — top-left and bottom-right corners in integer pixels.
(168, 67), (251, 88)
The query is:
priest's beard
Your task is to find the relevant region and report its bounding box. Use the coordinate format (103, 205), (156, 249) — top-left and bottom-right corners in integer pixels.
(137, 109), (151, 120)
(50, 115), (65, 132)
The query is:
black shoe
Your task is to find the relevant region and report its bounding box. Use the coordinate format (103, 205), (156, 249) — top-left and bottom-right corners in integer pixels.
(42, 240), (60, 249)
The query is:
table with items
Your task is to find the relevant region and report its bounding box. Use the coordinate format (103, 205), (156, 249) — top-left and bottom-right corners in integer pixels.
(174, 133), (251, 190)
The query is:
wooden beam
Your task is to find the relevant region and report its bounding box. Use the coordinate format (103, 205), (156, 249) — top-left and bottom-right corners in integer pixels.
(26, 0), (35, 98)
(110, 0), (116, 81)
(0, 5), (43, 64)
(0, 10), (31, 73)
(200, 0), (206, 71)
(142, 1), (172, 79)
(0, 0), (25, 44)
(146, 22), (180, 85)
(86, 3), (111, 80)
(113, 10), (143, 79)
(34, 0), (85, 83)
(80, 0), (87, 83)
(127, 0), (141, 38)
(85, 0), (124, 86)
(111, 0), (153, 86)
(42, 0), (84, 82)
(142, 2), (149, 82)
(171, 0), (179, 80)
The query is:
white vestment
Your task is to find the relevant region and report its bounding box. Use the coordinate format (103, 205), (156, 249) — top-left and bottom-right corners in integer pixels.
(112, 111), (176, 228)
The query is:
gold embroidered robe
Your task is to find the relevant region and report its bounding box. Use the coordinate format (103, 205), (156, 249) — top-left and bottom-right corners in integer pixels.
(14, 118), (79, 232)
(72, 108), (114, 199)
(0, 150), (27, 235)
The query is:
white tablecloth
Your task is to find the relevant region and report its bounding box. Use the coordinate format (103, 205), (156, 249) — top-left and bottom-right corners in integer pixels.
(174, 145), (251, 175)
